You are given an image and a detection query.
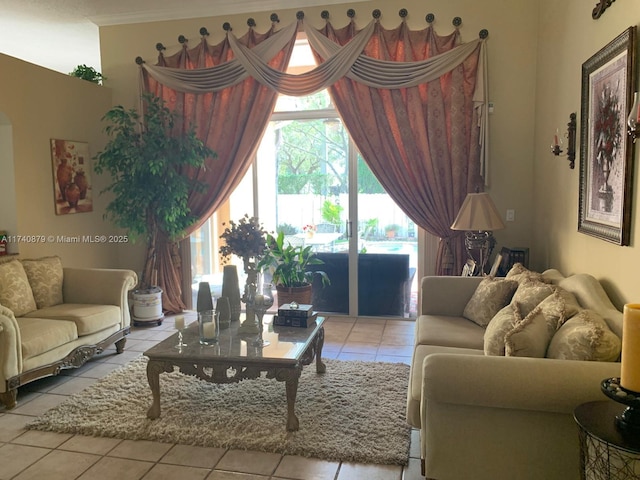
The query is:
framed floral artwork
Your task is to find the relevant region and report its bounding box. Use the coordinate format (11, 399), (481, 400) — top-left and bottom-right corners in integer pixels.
(50, 139), (93, 215)
(578, 26), (636, 245)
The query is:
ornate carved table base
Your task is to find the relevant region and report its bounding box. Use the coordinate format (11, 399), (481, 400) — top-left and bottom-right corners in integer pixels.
(146, 324), (325, 431)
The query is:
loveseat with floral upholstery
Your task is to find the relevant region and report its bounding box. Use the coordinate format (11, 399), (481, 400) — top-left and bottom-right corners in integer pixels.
(0, 256), (137, 409)
(406, 264), (623, 480)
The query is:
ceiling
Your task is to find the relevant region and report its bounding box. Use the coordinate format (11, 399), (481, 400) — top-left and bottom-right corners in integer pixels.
(0, 0), (368, 74)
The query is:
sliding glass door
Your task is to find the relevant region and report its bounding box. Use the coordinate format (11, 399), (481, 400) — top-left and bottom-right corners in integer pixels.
(190, 41), (418, 318)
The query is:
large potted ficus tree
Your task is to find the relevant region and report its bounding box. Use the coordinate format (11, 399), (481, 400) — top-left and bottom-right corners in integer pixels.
(94, 94), (215, 323)
(258, 231), (330, 307)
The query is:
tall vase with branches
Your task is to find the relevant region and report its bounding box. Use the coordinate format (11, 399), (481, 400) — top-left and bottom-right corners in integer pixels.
(94, 94), (215, 295)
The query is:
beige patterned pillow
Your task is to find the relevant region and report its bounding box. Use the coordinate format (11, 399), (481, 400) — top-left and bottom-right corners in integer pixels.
(510, 280), (555, 318)
(547, 309), (621, 362)
(484, 303), (520, 356)
(21, 256), (64, 309)
(0, 260), (37, 316)
(505, 263), (546, 285)
(505, 291), (566, 358)
(463, 277), (518, 327)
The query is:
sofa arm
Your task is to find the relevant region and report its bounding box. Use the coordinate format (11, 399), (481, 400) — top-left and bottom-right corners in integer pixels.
(420, 276), (483, 316)
(422, 353), (620, 414)
(0, 306), (22, 393)
(62, 268), (137, 328)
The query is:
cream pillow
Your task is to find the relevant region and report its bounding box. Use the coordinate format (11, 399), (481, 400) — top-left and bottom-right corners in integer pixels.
(0, 259), (37, 316)
(510, 280), (555, 318)
(547, 309), (621, 362)
(505, 263), (546, 285)
(484, 303), (520, 356)
(463, 277), (518, 327)
(505, 291), (566, 358)
(21, 256), (64, 309)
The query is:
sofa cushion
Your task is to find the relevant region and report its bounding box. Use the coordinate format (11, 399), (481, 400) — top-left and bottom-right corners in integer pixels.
(22, 304), (121, 336)
(462, 278), (518, 327)
(510, 280), (555, 318)
(0, 259), (37, 317)
(21, 256), (64, 309)
(505, 290), (566, 358)
(547, 309), (621, 362)
(416, 314), (485, 350)
(16, 317), (78, 360)
(506, 263), (546, 284)
(484, 304), (519, 356)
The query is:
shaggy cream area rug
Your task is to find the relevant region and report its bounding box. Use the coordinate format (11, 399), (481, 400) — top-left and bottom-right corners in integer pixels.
(28, 356), (411, 465)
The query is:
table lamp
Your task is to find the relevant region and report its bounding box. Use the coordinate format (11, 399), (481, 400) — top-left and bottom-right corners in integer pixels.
(451, 192), (505, 275)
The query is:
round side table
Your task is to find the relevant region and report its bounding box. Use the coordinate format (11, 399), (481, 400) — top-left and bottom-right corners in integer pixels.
(574, 401), (640, 479)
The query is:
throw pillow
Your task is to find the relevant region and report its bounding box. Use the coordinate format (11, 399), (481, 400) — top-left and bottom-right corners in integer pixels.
(510, 279), (555, 318)
(555, 286), (582, 325)
(547, 309), (621, 362)
(463, 277), (518, 328)
(0, 259), (37, 316)
(484, 303), (520, 356)
(505, 263), (546, 285)
(504, 290), (566, 358)
(21, 256), (64, 309)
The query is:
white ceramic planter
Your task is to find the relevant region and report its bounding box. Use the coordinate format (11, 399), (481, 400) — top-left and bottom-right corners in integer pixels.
(132, 287), (163, 324)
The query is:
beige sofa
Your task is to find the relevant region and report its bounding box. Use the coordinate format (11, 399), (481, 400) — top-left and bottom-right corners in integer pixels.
(406, 267), (623, 480)
(0, 256), (137, 409)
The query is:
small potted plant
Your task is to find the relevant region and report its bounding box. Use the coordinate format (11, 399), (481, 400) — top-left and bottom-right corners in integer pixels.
(258, 231), (329, 306)
(69, 64), (106, 85)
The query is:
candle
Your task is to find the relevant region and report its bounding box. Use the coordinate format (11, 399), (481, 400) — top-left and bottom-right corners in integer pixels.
(554, 134), (559, 147)
(174, 316), (185, 331)
(202, 322), (217, 339)
(621, 304), (640, 392)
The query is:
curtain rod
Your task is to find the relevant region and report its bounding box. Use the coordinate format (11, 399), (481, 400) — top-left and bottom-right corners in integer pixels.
(137, 9), (488, 64)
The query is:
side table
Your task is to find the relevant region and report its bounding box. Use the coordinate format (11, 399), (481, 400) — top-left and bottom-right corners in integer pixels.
(574, 401), (640, 479)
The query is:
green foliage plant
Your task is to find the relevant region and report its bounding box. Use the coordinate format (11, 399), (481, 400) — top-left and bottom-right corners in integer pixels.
(321, 199), (343, 226)
(258, 232), (329, 288)
(69, 64), (106, 84)
(276, 223), (298, 235)
(94, 94), (215, 289)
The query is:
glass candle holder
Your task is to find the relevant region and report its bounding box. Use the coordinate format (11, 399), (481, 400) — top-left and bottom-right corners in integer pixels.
(198, 310), (220, 345)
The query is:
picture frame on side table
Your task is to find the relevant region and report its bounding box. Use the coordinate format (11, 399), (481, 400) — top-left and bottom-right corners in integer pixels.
(578, 26), (636, 245)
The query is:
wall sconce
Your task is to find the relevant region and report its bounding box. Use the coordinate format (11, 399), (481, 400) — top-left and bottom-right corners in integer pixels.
(628, 92), (639, 143)
(551, 113), (577, 169)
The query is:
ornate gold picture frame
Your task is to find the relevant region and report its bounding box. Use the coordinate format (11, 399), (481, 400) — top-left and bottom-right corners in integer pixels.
(578, 27), (636, 245)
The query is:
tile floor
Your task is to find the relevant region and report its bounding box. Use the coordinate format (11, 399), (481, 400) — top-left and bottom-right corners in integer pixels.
(0, 315), (423, 480)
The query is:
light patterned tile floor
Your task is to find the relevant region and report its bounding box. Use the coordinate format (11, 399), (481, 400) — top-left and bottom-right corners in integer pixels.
(0, 316), (422, 480)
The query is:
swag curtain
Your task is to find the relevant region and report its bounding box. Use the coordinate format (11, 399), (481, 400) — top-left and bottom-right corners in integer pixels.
(139, 14), (488, 311)
(141, 24), (297, 313)
(312, 20), (484, 275)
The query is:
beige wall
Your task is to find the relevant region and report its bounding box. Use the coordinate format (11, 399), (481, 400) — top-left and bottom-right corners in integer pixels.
(534, 1), (640, 307)
(98, 0), (539, 280)
(0, 53), (123, 268)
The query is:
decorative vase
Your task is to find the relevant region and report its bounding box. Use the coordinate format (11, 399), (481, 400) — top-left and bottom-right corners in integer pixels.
(276, 284), (313, 307)
(216, 296), (231, 329)
(74, 171), (88, 199)
(196, 281), (214, 312)
(64, 183), (81, 208)
(221, 265), (241, 322)
(56, 160), (73, 201)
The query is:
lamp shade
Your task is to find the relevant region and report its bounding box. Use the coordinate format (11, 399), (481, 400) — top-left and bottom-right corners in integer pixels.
(451, 193), (506, 231)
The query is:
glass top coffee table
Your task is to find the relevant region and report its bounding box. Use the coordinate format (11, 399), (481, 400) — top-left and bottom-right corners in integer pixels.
(143, 315), (325, 431)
